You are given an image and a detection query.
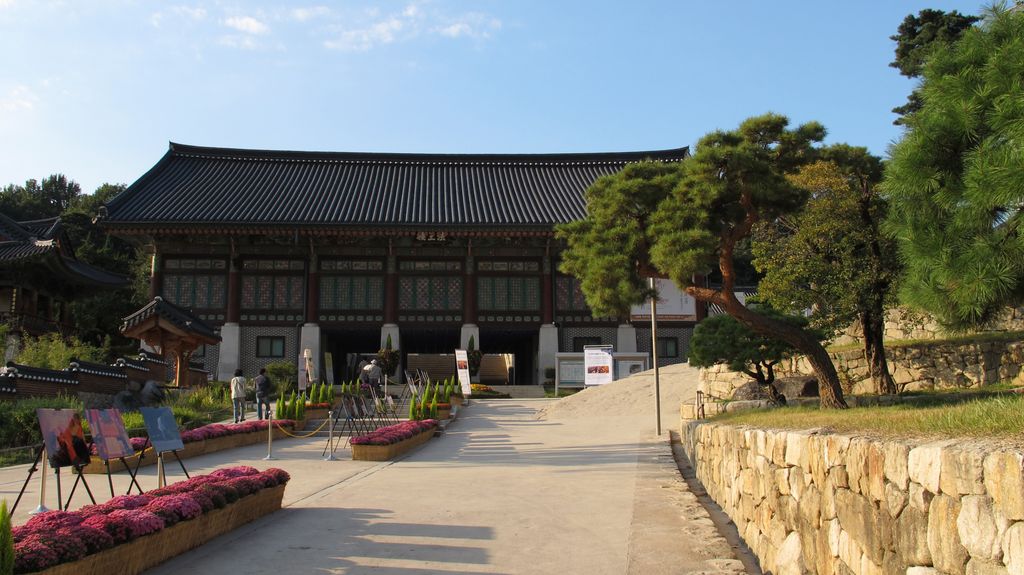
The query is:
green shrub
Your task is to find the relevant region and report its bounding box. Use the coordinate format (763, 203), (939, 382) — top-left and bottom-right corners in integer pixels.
(409, 394), (418, 420)
(265, 361), (297, 397)
(0, 395), (81, 449)
(15, 333), (106, 370)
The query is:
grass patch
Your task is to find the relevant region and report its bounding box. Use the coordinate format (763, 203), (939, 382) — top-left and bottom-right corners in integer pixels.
(543, 386), (581, 398)
(712, 393), (1024, 440)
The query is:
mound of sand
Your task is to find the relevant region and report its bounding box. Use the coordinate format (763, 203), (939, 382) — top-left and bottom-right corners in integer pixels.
(536, 362), (701, 422)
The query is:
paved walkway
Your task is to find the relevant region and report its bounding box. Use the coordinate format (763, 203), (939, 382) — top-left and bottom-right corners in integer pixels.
(1, 400), (750, 574)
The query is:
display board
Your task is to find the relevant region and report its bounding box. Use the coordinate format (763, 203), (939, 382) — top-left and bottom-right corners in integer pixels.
(37, 408), (91, 468)
(583, 345), (615, 386)
(84, 408), (134, 460)
(454, 349), (472, 397)
(630, 278), (697, 321)
(140, 406), (184, 452)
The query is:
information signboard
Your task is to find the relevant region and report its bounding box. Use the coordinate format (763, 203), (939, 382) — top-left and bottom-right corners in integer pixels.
(583, 345), (614, 386)
(454, 349), (472, 397)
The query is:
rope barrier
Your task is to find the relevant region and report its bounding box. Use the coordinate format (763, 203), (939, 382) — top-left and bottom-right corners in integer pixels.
(271, 418), (331, 439)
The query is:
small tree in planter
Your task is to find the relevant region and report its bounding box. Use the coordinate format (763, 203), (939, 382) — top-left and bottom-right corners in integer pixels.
(377, 335), (400, 381)
(466, 336), (482, 379)
(689, 308), (817, 406)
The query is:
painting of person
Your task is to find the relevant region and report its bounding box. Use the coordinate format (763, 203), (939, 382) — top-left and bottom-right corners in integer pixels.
(140, 406), (184, 452)
(84, 408), (134, 460)
(37, 409), (91, 469)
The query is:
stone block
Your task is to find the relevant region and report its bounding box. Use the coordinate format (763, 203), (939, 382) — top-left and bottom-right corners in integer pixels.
(790, 467), (805, 503)
(881, 551), (906, 575)
(1003, 521), (1024, 575)
(885, 482), (907, 518)
(910, 482), (935, 513)
(906, 568), (941, 575)
(984, 451), (1024, 521)
(896, 503), (932, 566)
(957, 495), (1003, 562)
(941, 448), (987, 496)
(909, 442), (946, 494)
(836, 488), (885, 564)
(883, 441), (910, 491)
(965, 558), (1009, 575)
(928, 493), (969, 575)
(786, 432), (807, 468)
(866, 441), (887, 503)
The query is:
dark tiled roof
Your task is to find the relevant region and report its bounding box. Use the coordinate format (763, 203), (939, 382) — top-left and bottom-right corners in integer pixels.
(3, 363), (78, 385)
(122, 297), (221, 342)
(102, 142), (688, 229)
(0, 214), (127, 288)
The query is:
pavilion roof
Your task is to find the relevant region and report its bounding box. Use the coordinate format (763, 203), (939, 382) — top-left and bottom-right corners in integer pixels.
(121, 297), (221, 344)
(101, 142), (688, 234)
(0, 213), (128, 288)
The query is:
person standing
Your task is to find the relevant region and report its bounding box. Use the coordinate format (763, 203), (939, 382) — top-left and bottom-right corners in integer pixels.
(254, 367), (272, 420)
(230, 368), (247, 423)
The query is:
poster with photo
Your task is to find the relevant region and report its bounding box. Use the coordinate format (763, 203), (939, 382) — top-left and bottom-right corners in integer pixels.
(37, 409), (91, 469)
(583, 345), (615, 386)
(454, 349), (472, 397)
(84, 408), (134, 460)
(140, 406), (184, 452)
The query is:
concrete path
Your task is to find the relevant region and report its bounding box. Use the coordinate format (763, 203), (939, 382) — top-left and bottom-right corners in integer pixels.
(1, 400), (750, 574)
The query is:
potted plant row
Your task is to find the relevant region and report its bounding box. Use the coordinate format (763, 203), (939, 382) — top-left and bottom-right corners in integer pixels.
(350, 419), (438, 461)
(11, 465), (290, 574)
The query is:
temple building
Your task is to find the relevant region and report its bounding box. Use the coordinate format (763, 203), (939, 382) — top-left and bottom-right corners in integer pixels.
(99, 143), (702, 385)
(0, 214), (127, 360)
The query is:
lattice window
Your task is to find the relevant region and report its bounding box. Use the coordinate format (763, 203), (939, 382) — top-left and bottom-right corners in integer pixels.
(320, 276), (384, 310)
(242, 275), (303, 311)
(163, 274), (227, 309)
(399, 276), (462, 310)
(556, 276), (589, 311)
(478, 277), (540, 311)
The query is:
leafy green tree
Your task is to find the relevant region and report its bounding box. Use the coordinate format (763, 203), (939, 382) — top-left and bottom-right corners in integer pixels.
(884, 5), (1024, 330)
(753, 148), (900, 394)
(0, 174), (81, 220)
(0, 500), (12, 575)
(15, 333), (105, 369)
(558, 162), (686, 316)
(650, 114), (848, 408)
(689, 310), (815, 405)
(890, 8), (979, 124)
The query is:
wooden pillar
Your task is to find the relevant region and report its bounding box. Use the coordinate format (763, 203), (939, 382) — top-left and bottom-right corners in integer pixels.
(384, 255), (398, 323)
(226, 258), (240, 323)
(149, 249), (162, 299)
(305, 254), (319, 323)
(463, 255), (477, 324)
(541, 256), (553, 324)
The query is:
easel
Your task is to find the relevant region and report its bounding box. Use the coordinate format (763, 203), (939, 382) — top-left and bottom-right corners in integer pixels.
(61, 461), (97, 511)
(134, 437), (189, 488)
(10, 444), (45, 516)
(102, 454), (145, 497)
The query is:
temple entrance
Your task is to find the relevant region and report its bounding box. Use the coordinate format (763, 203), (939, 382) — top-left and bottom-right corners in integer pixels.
(322, 328), (379, 384)
(479, 327), (537, 385)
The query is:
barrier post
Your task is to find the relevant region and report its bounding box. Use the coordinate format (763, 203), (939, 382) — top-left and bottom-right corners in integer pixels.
(263, 408), (276, 461)
(323, 408), (336, 461)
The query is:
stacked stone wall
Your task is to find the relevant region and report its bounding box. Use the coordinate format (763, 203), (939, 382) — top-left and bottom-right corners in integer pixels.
(832, 307), (1024, 347)
(699, 341), (1024, 400)
(680, 422), (1024, 575)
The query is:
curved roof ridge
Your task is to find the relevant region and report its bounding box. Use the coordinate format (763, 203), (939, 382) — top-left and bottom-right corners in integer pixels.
(168, 141), (689, 166)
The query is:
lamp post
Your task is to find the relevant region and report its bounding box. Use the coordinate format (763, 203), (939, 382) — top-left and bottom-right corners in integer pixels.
(649, 277), (661, 436)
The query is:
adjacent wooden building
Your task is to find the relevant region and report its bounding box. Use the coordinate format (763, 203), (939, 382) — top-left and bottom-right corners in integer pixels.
(99, 143), (701, 385)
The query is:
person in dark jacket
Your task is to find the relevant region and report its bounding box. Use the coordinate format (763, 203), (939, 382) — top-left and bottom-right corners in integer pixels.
(254, 367), (272, 420)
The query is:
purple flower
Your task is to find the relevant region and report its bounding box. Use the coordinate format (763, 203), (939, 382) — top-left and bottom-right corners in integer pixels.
(14, 534), (60, 573)
(107, 509), (165, 538)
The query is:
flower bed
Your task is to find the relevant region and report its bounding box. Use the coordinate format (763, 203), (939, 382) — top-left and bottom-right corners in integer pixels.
(350, 420), (438, 461)
(13, 466), (289, 574)
(79, 419), (296, 474)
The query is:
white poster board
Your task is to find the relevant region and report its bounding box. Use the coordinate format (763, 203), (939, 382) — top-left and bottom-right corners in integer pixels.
(454, 349), (472, 397)
(583, 345), (614, 386)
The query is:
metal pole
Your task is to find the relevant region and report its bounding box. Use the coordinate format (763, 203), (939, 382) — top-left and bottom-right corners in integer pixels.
(323, 407), (336, 461)
(157, 453), (165, 487)
(264, 404), (276, 461)
(650, 277), (661, 435)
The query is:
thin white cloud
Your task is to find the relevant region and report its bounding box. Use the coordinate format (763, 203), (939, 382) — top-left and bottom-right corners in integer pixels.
(224, 15), (268, 35)
(173, 6), (207, 21)
(219, 35), (259, 50)
(0, 85), (38, 112)
(292, 6), (330, 22)
(322, 2), (500, 52)
(0, 0), (15, 8)
(438, 13), (502, 39)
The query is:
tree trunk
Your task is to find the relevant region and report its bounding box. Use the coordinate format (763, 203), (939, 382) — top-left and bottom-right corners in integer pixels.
(690, 285), (849, 409)
(862, 310), (897, 395)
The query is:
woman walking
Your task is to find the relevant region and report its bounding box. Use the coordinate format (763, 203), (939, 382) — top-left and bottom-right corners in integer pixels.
(231, 368), (247, 423)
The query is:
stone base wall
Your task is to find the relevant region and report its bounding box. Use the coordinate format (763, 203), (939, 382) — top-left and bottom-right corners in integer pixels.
(832, 307), (1024, 347)
(679, 422), (1024, 575)
(699, 340), (1024, 399)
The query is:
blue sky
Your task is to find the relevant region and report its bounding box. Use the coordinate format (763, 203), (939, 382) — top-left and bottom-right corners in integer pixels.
(0, 1), (982, 195)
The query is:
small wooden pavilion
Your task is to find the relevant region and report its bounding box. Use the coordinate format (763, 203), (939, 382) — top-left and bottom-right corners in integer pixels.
(121, 297), (221, 387)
